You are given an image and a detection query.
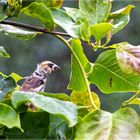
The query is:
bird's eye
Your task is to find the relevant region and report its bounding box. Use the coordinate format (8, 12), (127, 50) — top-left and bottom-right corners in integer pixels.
(48, 63), (53, 68)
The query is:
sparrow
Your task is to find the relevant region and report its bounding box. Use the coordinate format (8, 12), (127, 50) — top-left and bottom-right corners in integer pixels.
(20, 61), (60, 92)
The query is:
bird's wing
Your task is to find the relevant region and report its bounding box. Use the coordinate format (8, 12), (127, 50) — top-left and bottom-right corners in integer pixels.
(20, 76), (44, 92)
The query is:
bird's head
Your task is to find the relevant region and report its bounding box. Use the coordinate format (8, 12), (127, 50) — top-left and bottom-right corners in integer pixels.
(38, 61), (60, 74)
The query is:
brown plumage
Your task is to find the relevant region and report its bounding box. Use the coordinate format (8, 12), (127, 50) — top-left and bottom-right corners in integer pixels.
(21, 77), (44, 92)
(20, 61), (60, 110)
(20, 61), (60, 92)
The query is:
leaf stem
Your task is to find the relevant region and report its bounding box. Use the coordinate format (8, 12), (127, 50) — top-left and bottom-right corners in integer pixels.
(78, 105), (92, 109)
(121, 91), (140, 107)
(0, 20), (70, 37)
(56, 35), (98, 110)
(102, 31), (112, 47)
(96, 40), (101, 46)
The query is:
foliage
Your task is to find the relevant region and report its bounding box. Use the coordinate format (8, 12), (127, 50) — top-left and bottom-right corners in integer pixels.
(0, 0), (139, 139)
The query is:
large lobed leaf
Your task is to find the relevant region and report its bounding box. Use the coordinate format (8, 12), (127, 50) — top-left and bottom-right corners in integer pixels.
(75, 107), (140, 140)
(68, 39), (89, 92)
(0, 103), (22, 131)
(11, 91), (78, 127)
(88, 49), (140, 93)
(0, 24), (38, 40)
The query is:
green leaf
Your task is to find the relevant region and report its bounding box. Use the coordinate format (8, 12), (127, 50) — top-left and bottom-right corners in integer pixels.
(70, 91), (100, 111)
(0, 12), (7, 22)
(50, 8), (79, 38)
(51, 8), (90, 41)
(0, 46), (10, 58)
(22, 0), (63, 8)
(0, 0), (22, 17)
(0, 72), (22, 82)
(90, 23), (113, 41)
(75, 108), (140, 140)
(0, 75), (16, 100)
(0, 103), (22, 131)
(38, 92), (70, 101)
(48, 115), (74, 140)
(9, 73), (23, 82)
(80, 22), (91, 42)
(7, 0), (22, 16)
(0, 24), (38, 40)
(48, 0), (64, 8)
(4, 112), (49, 138)
(11, 91), (78, 127)
(79, 0), (112, 24)
(63, 7), (91, 41)
(116, 43), (140, 75)
(108, 5), (134, 34)
(0, 72), (7, 77)
(68, 39), (89, 91)
(22, 2), (55, 30)
(0, 2), (7, 21)
(88, 50), (140, 93)
(64, 7), (86, 23)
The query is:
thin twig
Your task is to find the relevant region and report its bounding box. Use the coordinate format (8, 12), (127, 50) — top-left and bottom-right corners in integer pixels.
(0, 20), (70, 37)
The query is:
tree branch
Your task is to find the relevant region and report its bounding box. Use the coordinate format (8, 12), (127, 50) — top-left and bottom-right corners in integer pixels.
(0, 20), (70, 37)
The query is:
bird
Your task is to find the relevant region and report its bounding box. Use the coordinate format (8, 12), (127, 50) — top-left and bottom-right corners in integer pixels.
(20, 61), (60, 110)
(20, 61), (60, 92)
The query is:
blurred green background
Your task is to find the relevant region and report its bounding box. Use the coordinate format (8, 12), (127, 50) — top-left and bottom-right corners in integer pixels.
(0, 0), (140, 112)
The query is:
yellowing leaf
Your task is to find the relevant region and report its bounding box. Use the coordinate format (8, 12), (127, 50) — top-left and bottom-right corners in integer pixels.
(9, 73), (23, 82)
(70, 91), (100, 111)
(108, 5), (134, 34)
(75, 108), (140, 140)
(116, 43), (140, 75)
(127, 98), (140, 105)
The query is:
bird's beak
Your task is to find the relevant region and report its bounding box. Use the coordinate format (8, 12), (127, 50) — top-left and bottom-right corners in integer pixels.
(52, 64), (61, 72)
